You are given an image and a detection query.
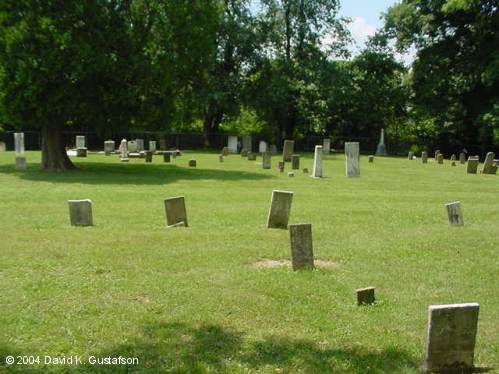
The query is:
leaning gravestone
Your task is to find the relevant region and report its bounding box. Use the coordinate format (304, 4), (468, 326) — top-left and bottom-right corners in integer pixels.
(437, 154), (444, 164)
(356, 287), (375, 305)
(445, 201), (464, 226)
(136, 139), (145, 152)
(242, 135), (252, 152)
(289, 223), (314, 270)
(149, 141), (157, 152)
(459, 153), (466, 164)
(345, 142), (360, 177)
(467, 156), (479, 174)
(228, 135), (238, 153)
(423, 303), (479, 374)
(14, 132), (27, 170)
(119, 139), (129, 162)
(68, 199), (93, 226)
(322, 138), (331, 154)
(375, 128), (387, 156)
(480, 152), (496, 174)
(312, 145), (323, 178)
(422, 151), (428, 164)
(104, 140), (115, 155)
(258, 140), (267, 153)
(282, 140), (294, 162)
(262, 152), (271, 169)
(267, 190), (293, 229)
(164, 196), (188, 227)
(291, 154), (300, 170)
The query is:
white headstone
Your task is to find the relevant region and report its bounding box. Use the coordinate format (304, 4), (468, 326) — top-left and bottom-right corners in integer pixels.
(345, 142), (360, 177)
(104, 140), (115, 154)
(14, 133), (25, 156)
(119, 139), (128, 159)
(149, 141), (157, 152)
(76, 135), (86, 149)
(375, 128), (387, 156)
(259, 140), (267, 153)
(312, 145), (323, 178)
(128, 140), (138, 153)
(136, 139), (144, 152)
(228, 136), (238, 154)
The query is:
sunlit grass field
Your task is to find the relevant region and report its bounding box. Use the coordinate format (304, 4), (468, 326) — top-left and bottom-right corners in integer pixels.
(0, 150), (497, 373)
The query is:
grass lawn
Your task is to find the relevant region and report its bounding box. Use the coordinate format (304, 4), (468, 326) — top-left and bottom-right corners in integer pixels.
(0, 150), (497, 373)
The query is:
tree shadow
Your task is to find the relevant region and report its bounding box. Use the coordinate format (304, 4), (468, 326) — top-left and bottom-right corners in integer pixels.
(0, 162), (275, 185)
(0, 322), (430, 373)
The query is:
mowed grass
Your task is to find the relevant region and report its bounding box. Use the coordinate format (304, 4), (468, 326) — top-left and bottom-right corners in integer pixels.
(0, 150), (497, 374)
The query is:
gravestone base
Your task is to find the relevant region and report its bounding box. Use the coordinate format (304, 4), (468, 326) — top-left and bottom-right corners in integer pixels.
(120, 157), (129, 162)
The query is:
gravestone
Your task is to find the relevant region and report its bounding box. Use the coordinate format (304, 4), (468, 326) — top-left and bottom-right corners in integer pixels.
(163, 153), (171, 163)
(368, 155), (374, 163)
(159, 138), (167, 150)
(222, 147), (230, 156)
(258, 140), (267, 153)
(144, 151), (153, 163)
(242, 135), (252, 152)
(269, 144), (278, 154)
(228, 135), (238, 153)
(422, 151), (428, 163)
(356, 287), (375, 305)
(459, 153), (466, 164)
(437, 154), (444, 164)
(291, 154), (300, 170)
(446, 201), (464, 226)
(375, 128), (387, 156)
(322, 138), (331, 154)
(450, 154), (456, 162)
(76, 135), (86, 149)
(408, 151), (414, 160)
(467, 156), (479, 174)
(68, 199), (93, 226)
(345, 142), (360, 177)
(76, 148), (87, 157)
(289, 224), (314, 270)
(240, 149), (248, 157)
(434, 150), (441, 160)
(262, 152), (271, 169)
(267, 190), (293, 229)
(164, 197), (188, 227)
(282, 140), (294, 162)
(278, 161), (285, 172)
(219, 155), (224, 162)
(149, 141), (157, 152)
(188, 159), (197, 167)
(104, 140), (115, 155)
(119, 139), (129, 162)
(0, 141), (5, 152)
(248, 152), (256, 161)
(312, 145), (323, 178)
(14, 133), (26, 170)
(480, 152), (496, 174)
(423, 303), (479, 374)
(136, 139), (144, 152)
(128, 140), (138, 153)
(288, 172), (294, 177)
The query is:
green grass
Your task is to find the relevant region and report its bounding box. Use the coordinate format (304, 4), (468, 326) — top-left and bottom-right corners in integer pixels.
(0, 150), (497, 374)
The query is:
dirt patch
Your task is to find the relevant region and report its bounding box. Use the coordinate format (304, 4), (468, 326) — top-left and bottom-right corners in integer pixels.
(253, 259), (338, 269)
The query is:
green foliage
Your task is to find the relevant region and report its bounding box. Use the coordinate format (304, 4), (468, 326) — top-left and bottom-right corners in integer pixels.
(219, 108), (267, 135)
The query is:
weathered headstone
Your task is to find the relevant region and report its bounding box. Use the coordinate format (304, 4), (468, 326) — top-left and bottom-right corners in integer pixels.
(242, 135), (252, 152)
(76, 148), (87, 157)
(258, 140), (267, 153)
(459, 153), (466, 164)
(222, 147), (230, 156)
(291, 154), (300, 170)
(68, 199), (93, 226)
(136, 139), (144, 152)
(14, 133), (26, 170)
(228, 135), (238, 153)
(247, 152), (256, 161)
(312, 145), (323, 178)
(375, 128), (387, 156)
(104, 140), (115, 155)
(437, 153), (444, 164)
(282, 140), (295, 162)
(422, 151), (428, 163)
(240, 149), (248, 157)
(356, 287), (375, 305)
(269, 144), (278, 154)
(128, 140), (138, 153)
(163, 153), (171, 163)
(345, 142), (360, 177)
(188, 159), (197, 167)
(288, 172), (294, 177)
(267, 190), (293, 229)
(119, 139), (129, 162)
(278, 161), (285, 172)
(15, 157), (27, 170)
(164, 197), (188, 227)
(0, 141), (6, 152)
(480, 152), (496, 174)
(445, 201), (464, 226)
(149, 141), (157, 152)
(144, 151), (153, 163)
(423, 303), (479, 374)
(368, 155), (374, 163)
(76, 135), (86, 149)
(262, 152), (271, 169)
(322, 138), (331, 154)
(289, 223), (314, 270)
(450, 154), (456, 161)
(466, 156), (479, 174)
(408, 151), (414, 160)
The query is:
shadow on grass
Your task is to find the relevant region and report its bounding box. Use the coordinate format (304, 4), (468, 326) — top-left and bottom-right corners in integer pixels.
(0, 322), (426, 373)
(0, 162), (275, 185)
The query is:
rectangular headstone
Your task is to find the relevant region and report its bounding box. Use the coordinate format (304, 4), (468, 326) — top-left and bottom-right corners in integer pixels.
(269, 144), (278, 154)
(368, 155), (374, 163)
(322, 138), (331, 154)
(345, 142), (360, 177)
(481, 152), (496, 174)
(128, 140), (138, 153)
(408, 151), (414, 160)
(164, 197), (188, 227)
(247, 152), (256, 161)
(163, 153), (171, 163)
(450, 154), (456, 161)
(267, 190), (293, 229)
(289, 223), (314, 270)
(15, 157), (27, 170)
(312, 145), (323, 178)
(149, 141), (157, 152)
(278, 161), (285, 172)
(437, 153), (444, 164)
(76, 148), (87, 157)
(76, 135), (86, 149)
(356, 287), (375, 305)
(282, 140), (294, 162)
(0, 141), (6, 152)
(242, 135), (252, 152)
(459, 153), (466, 164)
(68, 199), (93, 226)
(445, 201), (464, 226)
(188, 159), (196, 167)
(136, 139), (144, 152)
(104, 140), (115, 155)
(228, 136), (238, 153)
(422, 151), (428, 163)
(262, 152), (271, 169)
(14, 133), (25, 156)
(467, 157), (479, 174)
(258, 140), (267, 153)
(423, 303), (479, 373)
(291, 154), (300, 170)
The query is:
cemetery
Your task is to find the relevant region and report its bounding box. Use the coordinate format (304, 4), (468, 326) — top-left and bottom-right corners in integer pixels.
(0, 0), (498, 373)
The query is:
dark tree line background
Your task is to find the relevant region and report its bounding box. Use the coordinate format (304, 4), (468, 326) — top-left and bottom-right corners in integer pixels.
(0, 0), (497, 170)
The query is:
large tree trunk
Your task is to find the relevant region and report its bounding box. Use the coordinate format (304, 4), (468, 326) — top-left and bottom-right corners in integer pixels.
(202, 109), (223, 148)
(41, 124), (75, 171)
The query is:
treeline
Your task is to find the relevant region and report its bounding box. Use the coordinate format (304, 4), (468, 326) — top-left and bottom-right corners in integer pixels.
(0, 0), (497, 170)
